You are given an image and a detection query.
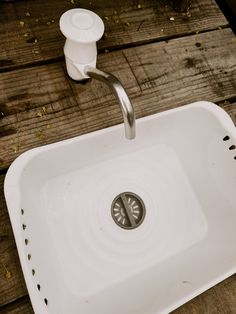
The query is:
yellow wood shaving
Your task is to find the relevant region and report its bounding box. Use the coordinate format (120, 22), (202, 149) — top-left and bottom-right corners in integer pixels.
(186, 11), (191, 17)
(11, 144), (20, 153)
(5, 270), (12, 280)
(36, 131), (46, 139)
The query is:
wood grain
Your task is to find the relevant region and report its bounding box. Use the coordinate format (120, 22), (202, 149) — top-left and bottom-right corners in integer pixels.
(220, 101), (236, 125)
(0, 28), (236, 169)
(0, 175), (28, 306)
(0, 0), (228, 71)
(0, 296), (33, 314)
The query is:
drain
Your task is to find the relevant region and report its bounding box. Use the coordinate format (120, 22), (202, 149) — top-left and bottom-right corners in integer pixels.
(111, 192), (146, 230)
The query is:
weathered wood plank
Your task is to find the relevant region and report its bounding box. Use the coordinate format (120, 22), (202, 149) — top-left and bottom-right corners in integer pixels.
(173, 0), (192, 12)
(0, 28), (235, 169)
(0, 296), (33, 314)
(0, 175), (28, 306)
(0, 0), (228, 71)
(220, 100), (236, 125)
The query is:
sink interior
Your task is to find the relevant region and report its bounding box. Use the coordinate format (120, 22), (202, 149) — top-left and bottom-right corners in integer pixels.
(4, 102), (236, 314)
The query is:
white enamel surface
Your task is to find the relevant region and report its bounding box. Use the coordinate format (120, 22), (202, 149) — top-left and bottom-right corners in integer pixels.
(60, 9), (104, 43)
(60, 9), (104, 80)
(4, 102), (236, 314)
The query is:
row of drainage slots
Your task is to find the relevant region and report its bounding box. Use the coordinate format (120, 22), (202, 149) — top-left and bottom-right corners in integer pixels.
(223, 135), (236, 159)
(21, 208), (48, 307)
(19, 135), (235, 308)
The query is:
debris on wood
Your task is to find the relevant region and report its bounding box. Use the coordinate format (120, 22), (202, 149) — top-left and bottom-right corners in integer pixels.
(137, 20), (144, 31)
(11, 143), (20, 153)
(169, 17), (175, 21)
(1, 263), (12, 280)
(36, 107), (47, 117)
(36, 130), (46, 140)
(25, 12), (30, 17)
(19, 21), (25, 27)
(36, 111), (43, 117)
(5, 270), (12, 280)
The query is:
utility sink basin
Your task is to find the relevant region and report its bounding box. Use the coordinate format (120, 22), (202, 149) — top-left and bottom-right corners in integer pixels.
(4, 101), (236, 314)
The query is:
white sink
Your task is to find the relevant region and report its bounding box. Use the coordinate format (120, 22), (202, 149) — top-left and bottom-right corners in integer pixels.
(4, 101), (236, 314)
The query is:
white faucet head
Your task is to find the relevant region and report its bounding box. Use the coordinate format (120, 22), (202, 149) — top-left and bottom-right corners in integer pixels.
(60, 9), (104, 80)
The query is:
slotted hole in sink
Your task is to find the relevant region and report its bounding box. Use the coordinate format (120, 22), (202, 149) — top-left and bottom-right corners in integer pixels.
(223, 135), (230, 141)
(229, 145), (236, 150)
(21, 208), (50, 307)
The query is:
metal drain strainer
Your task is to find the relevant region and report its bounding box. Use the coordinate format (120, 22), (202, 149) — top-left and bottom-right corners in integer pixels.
(111, 192), (146, 229)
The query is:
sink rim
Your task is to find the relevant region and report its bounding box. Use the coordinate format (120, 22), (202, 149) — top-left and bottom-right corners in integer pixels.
(4, 101), (236, 314)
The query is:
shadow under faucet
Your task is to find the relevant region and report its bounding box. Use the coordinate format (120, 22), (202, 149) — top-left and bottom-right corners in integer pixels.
(84, 66), (136, 140)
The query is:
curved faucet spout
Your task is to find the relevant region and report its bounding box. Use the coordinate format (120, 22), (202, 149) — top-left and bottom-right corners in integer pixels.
(84, 66), (136, 140)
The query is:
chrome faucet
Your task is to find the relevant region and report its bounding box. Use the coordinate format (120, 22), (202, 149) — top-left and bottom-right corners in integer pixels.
(60, 9), (136, 139)
(84, 66), (135, 139)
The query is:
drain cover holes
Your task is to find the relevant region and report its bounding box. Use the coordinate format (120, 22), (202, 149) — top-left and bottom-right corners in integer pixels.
(111, 192), (146, 230)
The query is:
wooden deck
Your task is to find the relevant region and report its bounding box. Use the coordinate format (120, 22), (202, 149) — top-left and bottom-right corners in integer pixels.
(0, 0), (236, 312)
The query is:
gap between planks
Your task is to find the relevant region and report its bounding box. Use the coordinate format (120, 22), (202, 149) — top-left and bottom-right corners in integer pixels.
(0, 28), (236, 169)
(0, 0), (228, 72)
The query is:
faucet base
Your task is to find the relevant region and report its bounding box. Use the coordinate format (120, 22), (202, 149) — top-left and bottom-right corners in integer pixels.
(65, 56), (96, 81)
